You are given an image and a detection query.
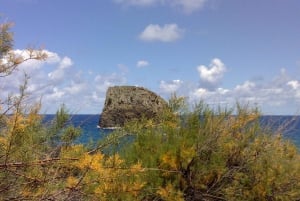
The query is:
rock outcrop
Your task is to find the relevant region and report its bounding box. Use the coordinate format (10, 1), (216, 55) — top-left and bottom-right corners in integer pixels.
(99, 86), (168, 128)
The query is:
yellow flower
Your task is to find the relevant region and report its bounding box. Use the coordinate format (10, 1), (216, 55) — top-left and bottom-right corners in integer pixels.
(130, 161), (144, 173)
(157, 183), (184, 201)
(90, 153), (104, 171)
(66, 176), (78, 188)
(161, 152), (177, 170)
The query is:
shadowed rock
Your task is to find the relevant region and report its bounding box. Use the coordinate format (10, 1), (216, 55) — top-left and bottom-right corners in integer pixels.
(99, 86), (168, 128)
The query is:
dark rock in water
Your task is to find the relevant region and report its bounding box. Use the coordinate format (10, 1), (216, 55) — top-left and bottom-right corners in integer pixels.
(99, 86), (168, 128)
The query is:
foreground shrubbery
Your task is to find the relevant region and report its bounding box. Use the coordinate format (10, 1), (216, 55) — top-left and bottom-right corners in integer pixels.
(120, 100), (300, 200)
(1, 93), (300, 200)
(1, 21), (300, 200)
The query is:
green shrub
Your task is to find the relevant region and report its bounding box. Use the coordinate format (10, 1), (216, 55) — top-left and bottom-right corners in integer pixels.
(120, 100), (300, 201)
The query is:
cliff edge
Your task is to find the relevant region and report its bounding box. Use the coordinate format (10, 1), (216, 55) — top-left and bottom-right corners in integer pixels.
(99, 86), (168, 128)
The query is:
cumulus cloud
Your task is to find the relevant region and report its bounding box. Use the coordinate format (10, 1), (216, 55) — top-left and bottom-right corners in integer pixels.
(0, 49), (127, 114)
(159, 79), (183, 93)
(189, 70), (300, 114)
(234, 81), (256, 96)
(139, 24), (184, 42)
(197, 58), (226, 89)
(48, 57), (73, 82)
(65, 81), (87, 95)
(191, 87), (208, 99)
(136, 60), (149, 68)
(115, 0), (207, 13)
(154, 60), (300, 114)
(3, 50), (300, 115)
(191, 87), (229, 102)
(1, 49), (59, 72)
(287, 80), (300, 90)
(46, 87), (65, 101)
(94, 73), (127, 93)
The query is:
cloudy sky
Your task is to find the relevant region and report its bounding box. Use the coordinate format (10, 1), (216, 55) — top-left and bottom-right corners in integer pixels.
(1, 0), (300, 114)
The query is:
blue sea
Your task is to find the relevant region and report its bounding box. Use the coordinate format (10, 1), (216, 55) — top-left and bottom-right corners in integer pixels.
(43, 115), (300, 148)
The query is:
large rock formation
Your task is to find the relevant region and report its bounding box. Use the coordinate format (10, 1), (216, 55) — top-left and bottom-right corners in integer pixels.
(99, 86), (168, 128)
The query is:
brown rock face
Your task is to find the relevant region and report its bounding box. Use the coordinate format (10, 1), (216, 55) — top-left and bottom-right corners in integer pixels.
(99, 86), (168, 128)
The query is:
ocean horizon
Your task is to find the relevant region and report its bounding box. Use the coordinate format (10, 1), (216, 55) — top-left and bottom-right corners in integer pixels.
(42, 114), (300, 148)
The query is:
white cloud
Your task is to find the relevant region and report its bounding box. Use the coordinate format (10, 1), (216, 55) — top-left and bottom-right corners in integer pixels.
(46, 87), (65, 101)
(94, 73), (127, 93)
(0, 49), (128, 114)
(115, 0), (207, 13)
(234, 81), (256, 93)
(217, 87), (229, 95)
(155, 61), (300, 114)
(48, 57), (73, 82)
(58, 56), (73, 69)
(139, 24), (184, 42)
(197, 58), (226, 89)
(65, 81), (87, 95)
(1, 49), (59, 72)
(137, 60), (149, 68)
(159, 79), (183, 93)
(191, 87), (228, 102)
(192, 87), (208, 99)
(287, 80), (300, 90)
(4, 50), (300, 115)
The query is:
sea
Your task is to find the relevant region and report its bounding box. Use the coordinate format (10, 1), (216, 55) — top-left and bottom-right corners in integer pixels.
(43, 115), (300, 149)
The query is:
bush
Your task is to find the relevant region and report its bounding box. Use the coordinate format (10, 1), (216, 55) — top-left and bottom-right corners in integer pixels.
(1, 79), (299, 200)
(120, 101), (300, 201)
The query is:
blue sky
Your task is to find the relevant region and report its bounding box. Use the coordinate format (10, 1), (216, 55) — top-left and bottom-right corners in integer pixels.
(1, 0), (300, 114)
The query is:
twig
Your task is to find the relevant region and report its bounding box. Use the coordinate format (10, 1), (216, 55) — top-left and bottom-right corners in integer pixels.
(0, 157), (78, 168)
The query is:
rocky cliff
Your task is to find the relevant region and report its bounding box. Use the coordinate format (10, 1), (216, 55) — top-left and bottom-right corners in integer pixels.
(99, 86), (168, 128)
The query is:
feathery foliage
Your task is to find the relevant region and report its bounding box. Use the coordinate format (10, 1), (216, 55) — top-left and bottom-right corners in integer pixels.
(120, 100), (300, 200)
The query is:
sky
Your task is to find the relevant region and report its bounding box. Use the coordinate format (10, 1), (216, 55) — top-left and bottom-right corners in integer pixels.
(1, 0), (300, 114)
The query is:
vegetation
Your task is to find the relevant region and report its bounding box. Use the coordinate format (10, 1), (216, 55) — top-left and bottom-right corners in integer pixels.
(121, 100), (300, 200)
(1, 21), (300, 200)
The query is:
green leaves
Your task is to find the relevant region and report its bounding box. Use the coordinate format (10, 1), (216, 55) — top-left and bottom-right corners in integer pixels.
(120, 100), (300, 200)
(47, 105), (82, 147)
